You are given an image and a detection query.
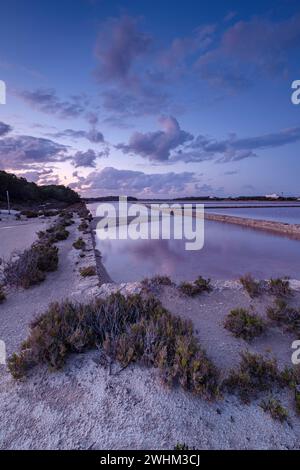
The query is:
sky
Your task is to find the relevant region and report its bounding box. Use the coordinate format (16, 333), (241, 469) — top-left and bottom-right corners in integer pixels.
(0, 0), (299, 198)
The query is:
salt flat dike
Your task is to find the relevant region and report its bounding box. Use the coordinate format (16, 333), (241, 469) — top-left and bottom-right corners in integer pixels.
(205, 213), (300, 239)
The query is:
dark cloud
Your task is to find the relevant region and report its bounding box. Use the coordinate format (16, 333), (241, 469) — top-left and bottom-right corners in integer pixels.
(72, 166), (198, 197)
(16, 168), (55, 184)
(174, 126), (300, 164)
(48, 128), (104, 144)
(0, 121), (12, 136)
(94, 15), (151, 83)
(117, 116), (193, 162)
(0, 135), (68, 170)
(17, 88), (89, 119)
(72, 148), (109, 168)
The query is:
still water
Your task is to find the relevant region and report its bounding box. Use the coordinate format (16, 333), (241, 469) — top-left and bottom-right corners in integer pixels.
(206, 207), (300, 224)
(87, 201), (300, 281)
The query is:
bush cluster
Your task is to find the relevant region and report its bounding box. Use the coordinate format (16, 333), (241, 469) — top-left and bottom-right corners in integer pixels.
(8, 294), (219, 399)
(260, 397), (289, 422)
(240, 274), (262, 298)
(73, 237), (86, 250)
(223, 351), (288, 402)
(268, 278), (292, 298)
(267, 299), (300, 334)
(79, 266), (96, 277)
(179, 276), (212, 297)
(224, 308), (266, 341)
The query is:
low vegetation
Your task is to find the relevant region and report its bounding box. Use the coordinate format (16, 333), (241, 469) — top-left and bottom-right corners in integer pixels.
(141, 275), (174, 293)
(73, 237), (86, 250)
(260, 397), (289, 422)
(224, 308), (266, 341)
(267, 299), (300, 334)
(4, 242), (59, 289)
(8, 293), (219, 399)
(268, 278), (292, 298)
(179, 276), (212, 297)
(79, 266), (96, 277)
(223, 351), (287, 402)
(240, 274), (262, 298)
(78, 220), (89, 232)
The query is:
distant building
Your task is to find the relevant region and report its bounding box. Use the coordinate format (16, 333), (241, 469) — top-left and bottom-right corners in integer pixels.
(265, 193), (280, 199)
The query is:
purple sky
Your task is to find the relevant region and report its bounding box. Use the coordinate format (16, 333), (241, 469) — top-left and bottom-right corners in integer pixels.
(0, 0), (300, 198)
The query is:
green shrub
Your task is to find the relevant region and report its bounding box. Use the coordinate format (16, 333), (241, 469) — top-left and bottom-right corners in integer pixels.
(223, 351), (284, 402)
(179, 276), (212, 297)
(267, 299), (300, 334)
(73, 237), (86, 250)
(8, 294), (219, 399)
(224, 308), (266, 341)
(79, 266), (96, 277)
(240, 274), (261, 298)
(260, 397), (289, 422)
(268, 278), (292, 298)
(295, 387), (300, 415)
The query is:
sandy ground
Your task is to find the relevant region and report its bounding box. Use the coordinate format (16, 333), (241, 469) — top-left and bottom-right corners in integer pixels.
(0, 274), (300, 449)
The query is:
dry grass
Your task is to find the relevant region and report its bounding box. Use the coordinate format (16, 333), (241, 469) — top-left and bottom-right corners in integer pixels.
(267, 299), (300, 334)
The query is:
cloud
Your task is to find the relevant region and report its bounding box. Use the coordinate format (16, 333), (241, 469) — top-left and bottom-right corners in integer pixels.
(174, 126), (300, 164)
(17, 88), (89, 119)
(48, 128), (104, 143)
(0, 121), (12, 136)
(0, 135), (68, 170)
(15, 168), (55, 184)
(159, 25), (215, 69)
(72, 166), (198, 197)
(117, 116), (193, 161)
(72, 148), (109, 168)
(196, 14), (300, 88)
(94, 15), (151, 83)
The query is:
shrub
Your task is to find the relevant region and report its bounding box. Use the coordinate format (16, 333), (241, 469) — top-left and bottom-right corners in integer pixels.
(4, 242), (58, 289)
(179, 276), (212, 297)
(295, 386), (300, 415)
(268, 278), (292, 298)
(240, 274), (261, 298)
(73, 237), (86, 250)
(267, 299), (300, 334)
(0, 286), (6, 303)
(21, 210), (38, 218)
(8, 294), (219, 399)
(141, 275), (174, 293)
(223, 351), (284, 402)
(224, 308), (266, 341)
(79, 266), (96, 277)
(260, 397), (289, 422)
(78, 220), (89, 232)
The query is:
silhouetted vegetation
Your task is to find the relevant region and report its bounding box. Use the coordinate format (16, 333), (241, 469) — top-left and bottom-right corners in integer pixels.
(0, 170), (80, 204)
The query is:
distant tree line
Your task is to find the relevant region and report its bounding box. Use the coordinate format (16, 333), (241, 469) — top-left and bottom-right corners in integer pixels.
(0, 170), (80, 203)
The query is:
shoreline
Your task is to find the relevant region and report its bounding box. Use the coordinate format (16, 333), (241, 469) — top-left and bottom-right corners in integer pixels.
(205, 212), (300, 240)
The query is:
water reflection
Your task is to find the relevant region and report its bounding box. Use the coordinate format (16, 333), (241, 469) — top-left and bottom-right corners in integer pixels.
(96, 220), (300, 282)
